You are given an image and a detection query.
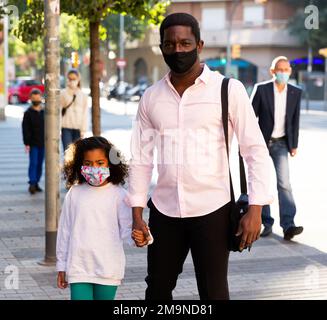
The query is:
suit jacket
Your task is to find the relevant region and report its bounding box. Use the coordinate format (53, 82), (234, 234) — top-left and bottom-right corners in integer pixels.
(251, 81), (302, 153)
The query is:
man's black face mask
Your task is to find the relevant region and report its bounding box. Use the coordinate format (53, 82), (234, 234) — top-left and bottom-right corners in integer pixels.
(162, 48), (198, 74)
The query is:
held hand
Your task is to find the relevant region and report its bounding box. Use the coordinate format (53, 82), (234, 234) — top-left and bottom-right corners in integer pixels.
(132, 229), (147, 247)
(236, 205), (262, 251)
(290, 148), (297, 157)
(132, 218), (151, 247)
(25, 145), (30, 153)
(57, 271), (68, 289)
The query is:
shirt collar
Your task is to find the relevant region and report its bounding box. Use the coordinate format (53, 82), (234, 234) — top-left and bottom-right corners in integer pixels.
(164, 63), (210, 86)
(273, 81), (288, 93)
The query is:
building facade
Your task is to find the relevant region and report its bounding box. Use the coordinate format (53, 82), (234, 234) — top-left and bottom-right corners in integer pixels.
(120, 0), (317, 91)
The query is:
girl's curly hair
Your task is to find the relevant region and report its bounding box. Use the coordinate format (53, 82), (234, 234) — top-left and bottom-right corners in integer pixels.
(63, 136), (128, 189)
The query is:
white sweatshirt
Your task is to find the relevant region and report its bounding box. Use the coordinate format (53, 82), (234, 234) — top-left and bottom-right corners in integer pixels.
(56, 182), (134, 286)
(60, 88), (88, 136)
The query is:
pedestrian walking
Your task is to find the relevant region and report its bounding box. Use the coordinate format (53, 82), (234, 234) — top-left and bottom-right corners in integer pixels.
(22, 88), (45, 195)
(128, 13), (272, 300)
(251, 56), (303, 240)
(60, 69), (88, 151)
(56, 136), (137, 300)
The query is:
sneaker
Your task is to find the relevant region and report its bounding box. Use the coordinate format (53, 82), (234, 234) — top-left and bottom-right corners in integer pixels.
(284, 226), (304, 241)
(28, 185), (37, 195)
(35, 184), (43, 192)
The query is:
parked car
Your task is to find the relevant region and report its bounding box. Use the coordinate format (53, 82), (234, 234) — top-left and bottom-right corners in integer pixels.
(8, 77), (45, 104)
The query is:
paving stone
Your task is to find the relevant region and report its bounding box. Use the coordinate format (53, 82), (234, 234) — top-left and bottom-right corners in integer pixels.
(1, 105), (327, 300)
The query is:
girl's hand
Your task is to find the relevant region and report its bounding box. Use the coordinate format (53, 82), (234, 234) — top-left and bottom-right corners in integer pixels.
(57, 271), (68, 289)
(132, 229), (147, 247)
(132, 218), (151, 247)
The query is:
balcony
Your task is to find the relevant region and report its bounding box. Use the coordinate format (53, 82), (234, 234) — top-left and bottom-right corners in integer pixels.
(201, 19), (300, 47)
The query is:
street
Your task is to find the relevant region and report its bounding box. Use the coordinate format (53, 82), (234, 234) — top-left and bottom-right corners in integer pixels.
(0, 97), (326, 300)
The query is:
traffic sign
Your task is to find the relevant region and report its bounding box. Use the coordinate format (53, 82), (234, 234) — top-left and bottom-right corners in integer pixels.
(116, 58), (127, 68)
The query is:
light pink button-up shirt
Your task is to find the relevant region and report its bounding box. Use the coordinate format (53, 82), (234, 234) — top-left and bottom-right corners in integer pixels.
(128, 64), (272, 218)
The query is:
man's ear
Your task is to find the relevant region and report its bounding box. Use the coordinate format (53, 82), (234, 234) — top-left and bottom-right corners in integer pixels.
(197, 40), (204, 54)
(270, 68), (275, 77)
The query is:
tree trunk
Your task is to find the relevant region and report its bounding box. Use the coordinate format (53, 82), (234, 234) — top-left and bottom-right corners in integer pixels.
(42, 0), (60, 265)
(89, 21), (101, 136)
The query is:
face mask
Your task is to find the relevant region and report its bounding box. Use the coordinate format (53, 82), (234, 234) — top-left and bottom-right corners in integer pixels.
(81, 166), (110, 186)
(162, 48), (198, 74)
(68, 80), (78, 89)
(32, 101), (42, 106)
(275, 72), (290, 84)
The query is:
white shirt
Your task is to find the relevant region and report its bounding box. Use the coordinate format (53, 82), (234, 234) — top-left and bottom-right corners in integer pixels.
(127, 64), (273, 218)
(271, 82), (287, 138)
(56, 183), (133, 286)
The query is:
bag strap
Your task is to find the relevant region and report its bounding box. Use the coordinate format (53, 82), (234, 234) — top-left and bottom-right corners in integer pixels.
(221, 77), (247, 201)
(63, 94), (76, 111)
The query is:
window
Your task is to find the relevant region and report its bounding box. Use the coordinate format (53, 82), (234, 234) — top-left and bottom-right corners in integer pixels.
(202, 8), (225, 30)
(243, 5), (264, 26)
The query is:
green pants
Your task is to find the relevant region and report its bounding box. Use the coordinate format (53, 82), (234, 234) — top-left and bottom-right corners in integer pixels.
(70, 283), (118, 300)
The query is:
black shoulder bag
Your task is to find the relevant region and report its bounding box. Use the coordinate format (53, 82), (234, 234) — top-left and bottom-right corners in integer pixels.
(221, 77), (250, 253)
(61, 94), (76, 117)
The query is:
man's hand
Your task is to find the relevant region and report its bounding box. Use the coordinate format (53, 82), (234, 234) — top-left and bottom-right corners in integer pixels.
(236, 205), (262, 251)
(25, 145), (30, 153)
(132, 207), (151, 247)
(290, 148), (297, 157)
(57, 271), (68, 289)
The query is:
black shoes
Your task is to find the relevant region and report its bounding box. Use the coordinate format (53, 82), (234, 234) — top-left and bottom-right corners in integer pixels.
(28, 184), (43, 195)
(260, 225), (303, 240)
(284, 226), (304, 241)
(261, 226), (273, 237)
(28, 185), (37, 195)
(35, 184), (43, 192)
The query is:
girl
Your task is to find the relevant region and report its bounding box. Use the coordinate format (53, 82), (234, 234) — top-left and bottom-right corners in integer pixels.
(60, 69), (88, 151)
(56, 136), (137, 300)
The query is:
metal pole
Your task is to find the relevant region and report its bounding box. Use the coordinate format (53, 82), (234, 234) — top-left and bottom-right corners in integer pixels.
(119, 14), (124, 83)
(39, 0), (60, 266)
(225, 0), (239, 77)
(324, 57), (327, 112)
(307, 45), (312, 73)
(0, 11), (8, 121)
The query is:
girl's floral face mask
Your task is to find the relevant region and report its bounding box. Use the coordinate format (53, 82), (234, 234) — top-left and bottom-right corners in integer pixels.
(81, 166), (110, 186)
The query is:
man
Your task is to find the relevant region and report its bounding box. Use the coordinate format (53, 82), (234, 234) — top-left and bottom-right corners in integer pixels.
(22, 89), (44, 195)
(128, 13), (272, 300)
(251, 56), (303, 241)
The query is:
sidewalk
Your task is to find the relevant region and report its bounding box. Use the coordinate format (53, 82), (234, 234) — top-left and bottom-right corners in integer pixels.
(0, 100), (326, 300)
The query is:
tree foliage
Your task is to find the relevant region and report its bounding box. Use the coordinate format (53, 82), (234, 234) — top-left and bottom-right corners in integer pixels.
(0, 0), (168, 44)
(102, 14), (148, 48)
(8, 13), (89, 75)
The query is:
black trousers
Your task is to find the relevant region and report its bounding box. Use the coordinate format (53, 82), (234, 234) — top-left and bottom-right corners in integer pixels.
(145, 199), (231, 300)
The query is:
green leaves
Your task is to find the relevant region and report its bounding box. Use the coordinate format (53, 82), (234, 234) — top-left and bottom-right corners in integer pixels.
(0, 0), (168, 44)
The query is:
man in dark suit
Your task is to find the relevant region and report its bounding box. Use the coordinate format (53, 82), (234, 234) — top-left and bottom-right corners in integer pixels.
(251, 56), (303, 241)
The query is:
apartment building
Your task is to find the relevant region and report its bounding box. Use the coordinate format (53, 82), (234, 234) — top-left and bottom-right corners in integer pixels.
(122, 0), (314, 90)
